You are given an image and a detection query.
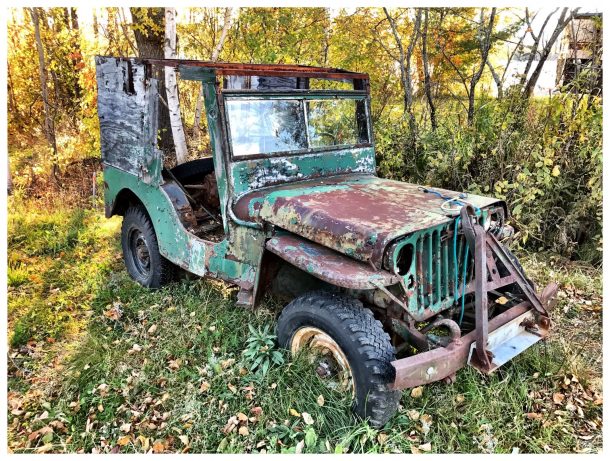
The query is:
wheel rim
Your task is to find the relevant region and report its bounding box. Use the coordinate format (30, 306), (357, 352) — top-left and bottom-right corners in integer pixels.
(129, 229), (151, 278)
(290, 327), (355, 396)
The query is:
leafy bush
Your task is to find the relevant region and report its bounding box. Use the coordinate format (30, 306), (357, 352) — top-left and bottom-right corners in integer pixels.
(375, 93), (602, 263)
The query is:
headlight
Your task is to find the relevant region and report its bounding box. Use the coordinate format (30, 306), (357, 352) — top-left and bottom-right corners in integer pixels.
(486, 206), (506, 236)
(394, 243), (414, 276)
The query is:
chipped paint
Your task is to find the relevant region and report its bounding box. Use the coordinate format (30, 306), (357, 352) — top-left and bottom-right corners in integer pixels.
(266, 234), (399, 289)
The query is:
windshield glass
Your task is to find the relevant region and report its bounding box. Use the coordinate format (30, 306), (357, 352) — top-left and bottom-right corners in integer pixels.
(226, 97), (369, 157)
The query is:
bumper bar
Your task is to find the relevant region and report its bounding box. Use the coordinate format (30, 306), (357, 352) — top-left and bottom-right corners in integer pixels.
(391, 301), (545, 390)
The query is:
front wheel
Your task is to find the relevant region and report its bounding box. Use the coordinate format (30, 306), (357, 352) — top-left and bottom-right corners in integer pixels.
(277, 291), (400, 428)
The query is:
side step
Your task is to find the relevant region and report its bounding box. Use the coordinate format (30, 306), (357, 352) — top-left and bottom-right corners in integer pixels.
(467, 309), (547, 373)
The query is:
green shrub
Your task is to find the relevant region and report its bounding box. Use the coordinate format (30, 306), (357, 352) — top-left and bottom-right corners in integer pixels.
(375, 93), (602, 263)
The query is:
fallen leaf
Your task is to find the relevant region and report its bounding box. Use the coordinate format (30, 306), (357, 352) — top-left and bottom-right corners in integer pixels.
(289, 408), (301, 417)
(553, 393), (565, 405)
(97, 383), (109, 397)
(131, 344), (142, 352)
(496, 296), (508, 305)
(237, 412), (248, 422)
(137, 435), (150, 452)
(525, 412), (543, 420)
(117, 436), (131, 446)
(222, 416), (239, 434)
(120, 423), (132, 433)
(295, 439), (305, 454)
(178, 435), (189, 446)
(238, 426), (249, 436)
(209, 325), (216, 332)
(103, 305), (122, 320)
(410, 446), (421, 454)
(36, 444), (54, 454)
(168, 359), (182, 370)
(228, 384), (237, 394)
(411, 387), (423, 399)
(250, 406), (263, 416)
(565, 402), (577, 412)
(302, 412), (314, 425)
(377, 433), (388, 445)
(455, 394), (465, 404)
(221, 358), (235, 369)
(317, 395), (325, 407)
(407, 409), (420, 421)
(199, 381), (210, 393)
(419, 442), (432, 452)
(147, 324), (157, 334)
(420, 414), (433, 435)
(152, 440), (165, 453)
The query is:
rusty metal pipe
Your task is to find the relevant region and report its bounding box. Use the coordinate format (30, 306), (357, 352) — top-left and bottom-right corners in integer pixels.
(421, 318), (462, 344)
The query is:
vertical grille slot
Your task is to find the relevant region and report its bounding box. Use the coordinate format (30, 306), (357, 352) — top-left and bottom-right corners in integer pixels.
(409, 222), (476, 314)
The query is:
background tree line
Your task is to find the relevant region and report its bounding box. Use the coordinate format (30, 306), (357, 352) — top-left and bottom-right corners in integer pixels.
(7, 7), (602, 262)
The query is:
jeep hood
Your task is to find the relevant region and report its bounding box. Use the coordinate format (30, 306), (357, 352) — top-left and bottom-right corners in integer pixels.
(233, 174), (503, 270)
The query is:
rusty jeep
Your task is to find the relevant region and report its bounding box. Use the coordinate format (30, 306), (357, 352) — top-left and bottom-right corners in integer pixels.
(95, 56), (557, 427)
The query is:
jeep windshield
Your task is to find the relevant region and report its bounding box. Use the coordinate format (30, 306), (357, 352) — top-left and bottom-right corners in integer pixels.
(224, 94), (371, 158)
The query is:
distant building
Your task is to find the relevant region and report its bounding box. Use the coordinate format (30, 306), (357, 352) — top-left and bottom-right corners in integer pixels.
(555, 12), (602, 95)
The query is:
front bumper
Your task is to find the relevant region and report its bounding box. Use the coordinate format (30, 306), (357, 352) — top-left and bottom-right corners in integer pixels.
(390, 301), (549, 390)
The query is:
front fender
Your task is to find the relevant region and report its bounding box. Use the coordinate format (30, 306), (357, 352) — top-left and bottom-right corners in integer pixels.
(265, 233), (399, 290)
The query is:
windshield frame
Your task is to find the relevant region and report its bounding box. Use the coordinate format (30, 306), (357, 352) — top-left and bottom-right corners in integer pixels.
(221, 90), (373, 161)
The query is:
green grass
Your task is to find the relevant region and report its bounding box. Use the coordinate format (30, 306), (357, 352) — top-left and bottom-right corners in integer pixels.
(7, 197), (603, 454)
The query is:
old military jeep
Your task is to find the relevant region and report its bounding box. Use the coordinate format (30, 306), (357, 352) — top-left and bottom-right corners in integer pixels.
(96, 56), (557, 427)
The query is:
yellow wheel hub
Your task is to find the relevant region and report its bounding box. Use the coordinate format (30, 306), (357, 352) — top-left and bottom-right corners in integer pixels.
(290, 327), (355, 396)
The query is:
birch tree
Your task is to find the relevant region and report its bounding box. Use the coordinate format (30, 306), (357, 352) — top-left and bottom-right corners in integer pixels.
(193, 7), (232, 139)
(164, 7), (188, 164)
(131, 7), (173, 152)
(421, 9), (436, 130)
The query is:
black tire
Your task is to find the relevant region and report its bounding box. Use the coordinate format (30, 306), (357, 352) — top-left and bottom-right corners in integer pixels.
(121, 205), (174, 288)
(277, 291), (400, 428)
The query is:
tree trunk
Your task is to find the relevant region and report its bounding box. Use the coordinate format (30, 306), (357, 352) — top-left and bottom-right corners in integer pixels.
(30, 7), (60, 181)
(384, 7), (421, 136)
(164, 7), (189, 165)
(130, 7), (173, 152)
(523, 8), (578, 97)
(193, 7), (232, 139)
(486, 59), (503, 99)
(421, 9), (436, 130)
(70, 7), (79, 30)
(519, 8), (557, 87)
(467, 8), (496, 126)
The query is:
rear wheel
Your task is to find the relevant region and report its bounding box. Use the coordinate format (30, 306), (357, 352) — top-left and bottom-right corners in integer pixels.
(121, 205), (174, 288)
(277, 291), (400, 428)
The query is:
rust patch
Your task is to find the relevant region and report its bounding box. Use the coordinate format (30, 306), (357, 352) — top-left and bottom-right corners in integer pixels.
(265, 234), (398, 290)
